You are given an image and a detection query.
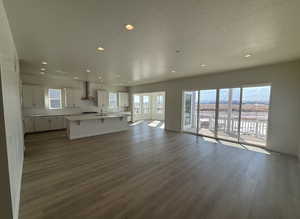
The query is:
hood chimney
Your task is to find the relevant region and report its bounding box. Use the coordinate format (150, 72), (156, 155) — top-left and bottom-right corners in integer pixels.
(81, 81), (93, 100)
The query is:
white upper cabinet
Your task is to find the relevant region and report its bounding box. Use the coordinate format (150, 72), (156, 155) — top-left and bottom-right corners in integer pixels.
(97, 90), (109, 108)
(118, 92), (129, 107)
(65, 88), (81, 108)
(22, 85), (33, 108)
(22, 85), (44, 108)
(33, 86), (45, 108)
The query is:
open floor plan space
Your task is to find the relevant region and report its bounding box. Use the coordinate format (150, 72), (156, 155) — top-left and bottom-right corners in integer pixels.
(21, 123), (300, 219)
(1, 1), (300, 218)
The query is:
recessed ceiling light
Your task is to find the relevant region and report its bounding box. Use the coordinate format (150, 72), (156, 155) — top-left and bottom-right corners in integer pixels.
(125, 24), (135, 31)
(86, 69), (91, 73)
(244, 54), (252, 58)
(74, 77), (79, 80)
(97, 46), (105, 51)
(200, 64), (207, 67)
(41, 68), (46, 71)
(171, 70), (176, 73)
(40, 72), (45, 75)
(42, 61), (47, 65)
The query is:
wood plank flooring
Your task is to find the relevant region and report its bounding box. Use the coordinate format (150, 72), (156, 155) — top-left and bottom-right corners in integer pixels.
(20, 122), (300, 219)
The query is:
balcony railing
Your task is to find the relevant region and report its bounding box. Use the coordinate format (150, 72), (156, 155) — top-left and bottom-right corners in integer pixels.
(184, 114), (268, 139)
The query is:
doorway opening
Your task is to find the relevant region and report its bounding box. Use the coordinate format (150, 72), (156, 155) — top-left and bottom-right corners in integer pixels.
(132, 92), (165, 129)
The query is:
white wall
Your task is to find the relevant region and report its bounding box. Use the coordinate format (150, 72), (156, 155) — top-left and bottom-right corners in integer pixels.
(299, 143), (300, 160)
(21, 73), (129, 116)
(0, 0), (24, 218)
(130, 60), (300, 156)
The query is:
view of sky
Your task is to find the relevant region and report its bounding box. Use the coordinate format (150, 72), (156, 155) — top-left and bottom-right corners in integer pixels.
(199, 86), (271, 104)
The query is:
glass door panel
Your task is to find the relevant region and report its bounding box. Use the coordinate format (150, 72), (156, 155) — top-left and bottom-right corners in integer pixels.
(142, 96), (150, 114)
(133, 95), (141, 114)
(183, 91), (198, 133)
(198, 90), (217, 137)
(240, 86), (271, 146)
(156, 95), (164, 114)
(217, 88), (241, 141)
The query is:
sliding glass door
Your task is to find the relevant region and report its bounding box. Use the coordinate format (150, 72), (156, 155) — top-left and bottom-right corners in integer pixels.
(133, 95), (141, 114)
(198, 90), (217, 138)
(183, 91), (198, 134)
(142, 96), (150, 114)
(182, 85), (271, 147)
(240, 86), (271, 146)
(217, 88), (241, 141)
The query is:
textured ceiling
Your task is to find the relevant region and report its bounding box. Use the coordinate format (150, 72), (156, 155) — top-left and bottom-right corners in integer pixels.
(3, 0), (300, 86)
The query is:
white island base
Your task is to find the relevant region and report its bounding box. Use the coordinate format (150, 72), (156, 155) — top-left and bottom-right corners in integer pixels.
(66, 115), (129, 140)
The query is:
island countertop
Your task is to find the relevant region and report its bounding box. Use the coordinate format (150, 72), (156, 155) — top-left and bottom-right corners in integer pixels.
(65, 114), (127, 121)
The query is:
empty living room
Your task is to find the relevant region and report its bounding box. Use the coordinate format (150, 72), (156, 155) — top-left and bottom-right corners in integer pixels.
(1, 0), (300, 219)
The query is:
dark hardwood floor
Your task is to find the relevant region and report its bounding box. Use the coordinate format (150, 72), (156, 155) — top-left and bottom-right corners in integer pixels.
(20, 122), (300, 219)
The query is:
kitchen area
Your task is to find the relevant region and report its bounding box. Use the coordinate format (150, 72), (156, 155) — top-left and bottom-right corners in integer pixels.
(21, 74), (131, 140)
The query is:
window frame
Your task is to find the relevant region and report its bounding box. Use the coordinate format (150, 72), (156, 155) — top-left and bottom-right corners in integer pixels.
(48, 88), (62, 110)
(108, 92), (118, 109)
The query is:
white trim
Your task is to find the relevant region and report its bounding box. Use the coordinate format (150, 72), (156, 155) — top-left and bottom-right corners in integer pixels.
(48, 88), (62, 110)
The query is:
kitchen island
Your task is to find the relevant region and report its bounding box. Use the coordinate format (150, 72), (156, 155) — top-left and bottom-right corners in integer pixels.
(65, 114), (129, 140)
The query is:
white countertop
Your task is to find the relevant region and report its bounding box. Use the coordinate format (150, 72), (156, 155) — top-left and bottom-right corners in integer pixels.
(24, 114), (78, 118)
(24, 112), (131, 118)
(65, 114), (127, 121)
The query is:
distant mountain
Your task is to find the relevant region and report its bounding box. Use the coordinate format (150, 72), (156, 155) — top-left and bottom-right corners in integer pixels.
(199, 86), (271, 104)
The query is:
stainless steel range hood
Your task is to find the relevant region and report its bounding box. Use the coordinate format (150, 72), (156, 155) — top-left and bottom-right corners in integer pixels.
(81, 81), (94, 100)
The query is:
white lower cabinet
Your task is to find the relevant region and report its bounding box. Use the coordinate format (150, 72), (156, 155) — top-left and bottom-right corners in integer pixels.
(34, 117), (51, 131)
(24, 116), (66, 133)
(51, 117), (65, 130)
(23, 118), (35, 133)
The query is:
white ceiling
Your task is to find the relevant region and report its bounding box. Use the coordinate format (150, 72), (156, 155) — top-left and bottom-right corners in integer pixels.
(4, 0), (300, 86)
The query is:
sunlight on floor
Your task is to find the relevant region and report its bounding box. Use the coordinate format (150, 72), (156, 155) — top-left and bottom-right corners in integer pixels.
(203, 137), (218, 143)
(242, 144), (271, 155)
(148, 120), (161, 127)
(201, 137), (271, 155)
(147, 120), (165, 129)
(130, 120), (165, 129)
(132, 121), (270, 155)
(130, 120), (144, 126)
(219, 140), (245, 150)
